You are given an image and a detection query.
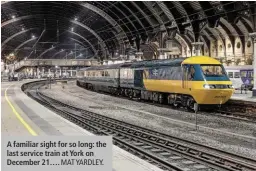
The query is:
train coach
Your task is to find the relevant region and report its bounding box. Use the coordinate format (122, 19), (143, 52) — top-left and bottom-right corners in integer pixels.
(77, 56), (235, 112)
(224, 65), (253, 90)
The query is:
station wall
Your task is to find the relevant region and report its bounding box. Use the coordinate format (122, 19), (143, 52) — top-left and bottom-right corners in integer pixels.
(155, 35), (254, 66)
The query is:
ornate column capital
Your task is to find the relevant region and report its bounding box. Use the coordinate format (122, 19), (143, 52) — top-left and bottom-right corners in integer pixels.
(191, 42), (204, 50)
(249, 32), (256, 43)
(135, 51), (143, 61)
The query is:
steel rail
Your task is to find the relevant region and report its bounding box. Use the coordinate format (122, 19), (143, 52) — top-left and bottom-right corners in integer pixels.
(23, 81), (256, 171)
(76, 81), (256, 123)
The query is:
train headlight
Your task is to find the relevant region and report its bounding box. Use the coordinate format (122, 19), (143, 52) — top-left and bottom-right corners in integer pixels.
(228, 85), (234, 89)
(203, 84), (215, 89)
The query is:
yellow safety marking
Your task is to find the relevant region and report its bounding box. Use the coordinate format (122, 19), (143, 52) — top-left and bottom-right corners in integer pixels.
(5, 84), (38, 136)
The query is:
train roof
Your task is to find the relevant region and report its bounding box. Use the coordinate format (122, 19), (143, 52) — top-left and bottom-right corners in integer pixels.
(182, 56), (221, 64)
(224, 65), (253, 70)
(81, 56), (223, 71)
(130, 58), (185, 68)
(85, 63), (130, 70)
(82, 58), (186, 71)
(78, 67), (90, 71)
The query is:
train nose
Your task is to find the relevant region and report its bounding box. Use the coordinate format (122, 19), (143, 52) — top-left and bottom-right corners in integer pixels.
(214, 90), (233, 104)
(193, 89), (233, 105)
(218, 92), (224, 104)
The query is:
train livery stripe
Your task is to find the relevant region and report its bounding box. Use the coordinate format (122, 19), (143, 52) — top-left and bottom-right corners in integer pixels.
(143, 79), (234, 104)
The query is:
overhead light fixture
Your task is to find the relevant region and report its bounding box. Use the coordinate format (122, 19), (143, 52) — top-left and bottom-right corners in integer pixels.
(61, 49), (64, 51)
(32, 35), (35, 38)
(22, 27), (25, 31)
(74, 17), (78, 21)
(12, 15), (15, 19)
(71, 27), (74, 32)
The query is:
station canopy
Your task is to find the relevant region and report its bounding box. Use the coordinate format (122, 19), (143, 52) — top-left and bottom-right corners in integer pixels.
(1, 1), (255, 61)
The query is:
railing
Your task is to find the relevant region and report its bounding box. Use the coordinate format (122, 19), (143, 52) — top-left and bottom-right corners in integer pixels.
(8, 59), (99, 71)
(240, 84), (250, 94)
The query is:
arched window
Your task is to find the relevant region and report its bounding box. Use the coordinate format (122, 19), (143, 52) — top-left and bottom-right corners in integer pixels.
(236, 42), (241, 49)
(247, 41), (251, 48)
(219, 45), (223, 51)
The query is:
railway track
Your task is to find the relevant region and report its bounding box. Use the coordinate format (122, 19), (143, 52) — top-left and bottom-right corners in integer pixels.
(23, 81), (256, 171)
(218, 100), (256, 120)
(75, 81), (256, 123)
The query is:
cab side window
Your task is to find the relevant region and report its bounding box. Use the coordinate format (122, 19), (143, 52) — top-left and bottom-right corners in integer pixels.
(182, 65), (195, 81)
(188, 66), (195, 80)
(182, 65), (188, 81)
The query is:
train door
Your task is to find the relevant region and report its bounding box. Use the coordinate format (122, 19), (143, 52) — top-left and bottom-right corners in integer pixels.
(134, 69), (144, 88)
(182, 64), (193, 91)
(182, 64), (189, 90)
(248, 70), (254, 86)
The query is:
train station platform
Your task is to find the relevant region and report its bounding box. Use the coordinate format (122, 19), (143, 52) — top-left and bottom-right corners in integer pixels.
(231, 90), (256, 102)
(1, 80), (162, 171)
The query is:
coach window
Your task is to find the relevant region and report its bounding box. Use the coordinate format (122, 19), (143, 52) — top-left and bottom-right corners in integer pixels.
(228, 72), (233, 78)
(234, 72), (240, 78)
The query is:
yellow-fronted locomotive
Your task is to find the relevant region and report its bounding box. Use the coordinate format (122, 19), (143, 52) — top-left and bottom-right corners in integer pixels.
(77, 56), (234, 111)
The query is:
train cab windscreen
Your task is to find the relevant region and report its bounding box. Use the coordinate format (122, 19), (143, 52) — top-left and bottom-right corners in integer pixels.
(200, 64), (229, 81)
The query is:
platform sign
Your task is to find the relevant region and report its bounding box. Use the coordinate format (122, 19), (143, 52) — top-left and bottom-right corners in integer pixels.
(2, 136), (112, 171)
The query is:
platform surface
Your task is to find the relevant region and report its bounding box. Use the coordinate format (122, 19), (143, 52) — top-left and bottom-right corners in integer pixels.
(231, 90), (256, 102)
(1, 80), (163, 171)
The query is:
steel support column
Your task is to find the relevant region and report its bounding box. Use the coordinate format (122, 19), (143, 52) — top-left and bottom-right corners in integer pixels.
(192, 42), (204, 56)
(159, 32), (165, 59)
(249, 32), (256, 97)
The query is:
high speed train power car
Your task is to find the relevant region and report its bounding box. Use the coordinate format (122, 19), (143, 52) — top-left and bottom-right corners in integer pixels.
(77, 56), (235, 112)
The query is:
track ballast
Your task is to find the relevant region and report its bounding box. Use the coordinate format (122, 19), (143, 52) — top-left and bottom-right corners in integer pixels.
(22, 80), (256, 171)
